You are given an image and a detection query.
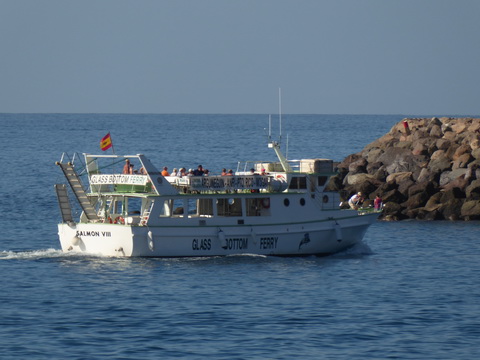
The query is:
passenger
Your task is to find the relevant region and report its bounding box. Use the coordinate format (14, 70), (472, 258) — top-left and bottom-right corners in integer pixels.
(193, 165), (204, 176)
(221, 168), (227, 176)
(227, 169), (233, 176)
(374, 194), (383, 211)
(129, 164), (134, 174)
(139, 166), (147, 175)
(203, 169), (210, 176)
(348, 192), (364, 210)
(171, 168), (178, 176)
(179, 168), (186, 177)
(161, 166), (170, 176)
(122, 159), (131, 174)
(187, 169), (194, 176)
(260, 168), (267, 176)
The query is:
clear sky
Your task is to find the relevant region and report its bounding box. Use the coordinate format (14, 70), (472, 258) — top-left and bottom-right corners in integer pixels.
(1, 0), (479, 114)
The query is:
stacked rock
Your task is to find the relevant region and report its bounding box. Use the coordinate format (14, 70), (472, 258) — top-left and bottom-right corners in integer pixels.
(326, 117), (480, 220)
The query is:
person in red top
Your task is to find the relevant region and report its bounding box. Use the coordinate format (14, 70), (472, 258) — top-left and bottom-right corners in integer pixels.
(161, 166), (170, 176)
(374, 194), (383, 211)
(122, 159), (131, 174)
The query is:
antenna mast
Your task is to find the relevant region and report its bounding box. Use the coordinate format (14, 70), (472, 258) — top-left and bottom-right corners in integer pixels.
(279, 87), (282, 145)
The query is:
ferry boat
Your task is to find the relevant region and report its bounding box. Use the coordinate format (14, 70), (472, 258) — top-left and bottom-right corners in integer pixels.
(54, 141), (379, 257)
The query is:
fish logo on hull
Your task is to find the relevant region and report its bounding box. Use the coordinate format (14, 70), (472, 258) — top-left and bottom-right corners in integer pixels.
(298, 233), (310, 250)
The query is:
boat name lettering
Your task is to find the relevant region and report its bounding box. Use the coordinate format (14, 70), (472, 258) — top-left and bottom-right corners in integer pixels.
(76, 230), (112, 237)
(225, 237), (248, 250)
(192, 238), (211, 251)
(90, 174), (148, 186)
(190, 176), (267, 190)
(260, 236), (278, 249)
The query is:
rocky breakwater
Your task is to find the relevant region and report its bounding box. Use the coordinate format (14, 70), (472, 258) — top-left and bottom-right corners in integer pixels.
(326, 117), (480, 220)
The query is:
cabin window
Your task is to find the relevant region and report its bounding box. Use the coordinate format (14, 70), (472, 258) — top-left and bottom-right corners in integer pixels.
(159, 200), (171, 217)
(318, 176), (328, 186)
(113, 199), (124, 215)
(246, 198), (261, 216)
(300, 198), (306, 206)
(288, 177), (307, 190)
(197, 198), (213, 217)
(126, 197), (142, 216)
(284, 198), (290, 207)
(172, 199), (185, 217)
(217, 198), (242, 217)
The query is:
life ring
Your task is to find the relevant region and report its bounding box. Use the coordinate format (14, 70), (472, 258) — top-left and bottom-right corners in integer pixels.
(114, 216), (125, 225)
(261, 198), (270, 209)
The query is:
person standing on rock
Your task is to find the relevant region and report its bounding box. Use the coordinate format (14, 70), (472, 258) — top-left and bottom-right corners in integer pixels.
(348, 192), (364, 210)
(374, 194), (383, 211)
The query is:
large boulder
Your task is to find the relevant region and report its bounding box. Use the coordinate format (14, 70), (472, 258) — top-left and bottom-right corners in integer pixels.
(461, 200), (480, 220)
(466, 179), (480, 200)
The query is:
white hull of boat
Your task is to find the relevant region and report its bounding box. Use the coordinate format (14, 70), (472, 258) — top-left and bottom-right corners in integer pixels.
(58, 212), (377, 257)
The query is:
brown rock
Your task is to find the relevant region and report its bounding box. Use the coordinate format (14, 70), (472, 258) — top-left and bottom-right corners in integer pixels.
(386, 172), (413, 184)
(453, 144), (471, 161)
(452, 153), (472, 169)
(443, 131), (457, 141)
(461, 200), (480, 220)
(416, 168), (440, 184)
(348, 158), (368, 174)
(429, 124), (442, 138)
(397, 178), (415, 197)
(382, 202), (406, 219)
(424, 192), (443, 211)
(435, 139), (451, 151)
(439, 199), (465, 221)
(408, 181), (436, 198)
(439, 169), (468, 187)
(401, 191), (430, 209)
(466, 179), (480, 200)
(412, 142), (428, 156)
(428, 153), (452, 173)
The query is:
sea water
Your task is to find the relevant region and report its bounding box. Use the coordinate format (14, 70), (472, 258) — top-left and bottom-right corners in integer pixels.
(0, 114), (479, 359)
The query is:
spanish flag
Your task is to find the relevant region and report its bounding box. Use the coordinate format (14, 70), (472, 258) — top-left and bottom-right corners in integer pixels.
(100, 133), (113, 151)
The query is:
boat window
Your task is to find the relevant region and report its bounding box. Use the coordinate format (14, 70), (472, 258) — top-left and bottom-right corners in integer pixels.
(288, 177), (307, 190)
(300, 198), (306, 206)
(197, 198), (213, 216)
(159, 200), (171, 217)
(246, 198), (260, 216)
(284, 198), (290, 207)
(126, 197), (142, 216)
(172, 199), (184, 217)
(114, 199), (123, 215)
(217, 198), (242, 217)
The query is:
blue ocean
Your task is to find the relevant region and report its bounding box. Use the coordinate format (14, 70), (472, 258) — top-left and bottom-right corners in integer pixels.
(0, 114), (479, 359)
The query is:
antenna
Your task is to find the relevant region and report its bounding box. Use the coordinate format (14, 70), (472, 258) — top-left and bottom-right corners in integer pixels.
(279, 87), (282, 145)
(268, 114), (272, 141)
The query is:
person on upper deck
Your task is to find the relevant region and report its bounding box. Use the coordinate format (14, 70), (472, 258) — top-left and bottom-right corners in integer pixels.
(171, 168), (178, 176)
(227, 169), (233, 176)
(122, 159), (131, 174)
(221, 168), (227, 176)
(193, 165), (204, 176)
(161, 167), (170, 176)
